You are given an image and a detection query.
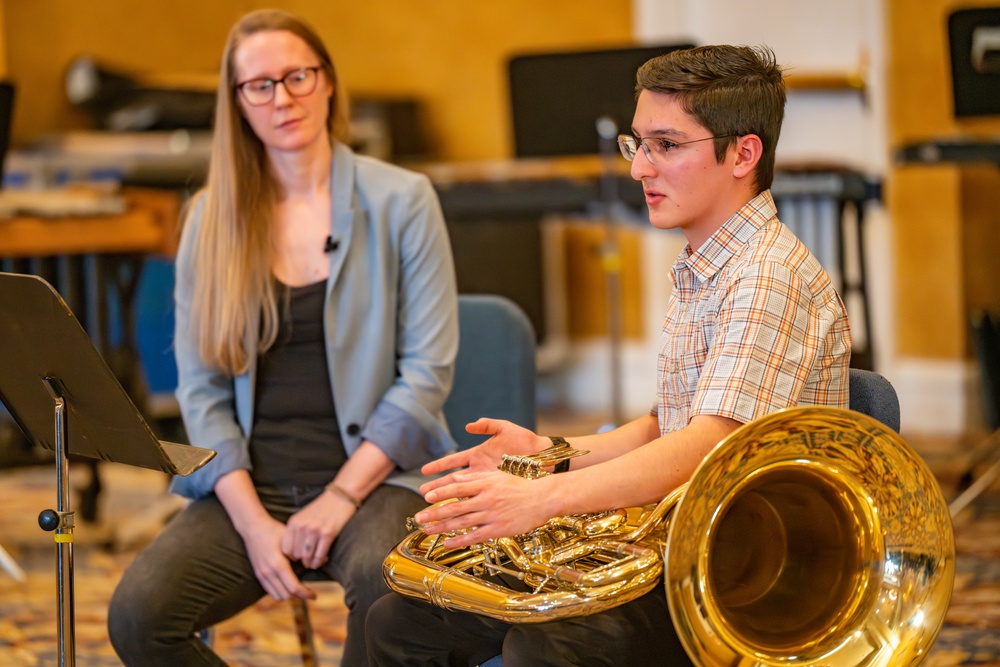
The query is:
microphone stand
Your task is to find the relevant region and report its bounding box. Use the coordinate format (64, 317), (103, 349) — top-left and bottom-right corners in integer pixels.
(596, 116), (625, 428)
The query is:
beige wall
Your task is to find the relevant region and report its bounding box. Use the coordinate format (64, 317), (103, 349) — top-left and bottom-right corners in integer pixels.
(887, 0), (1000, 361)
(4, 0), (633, 161)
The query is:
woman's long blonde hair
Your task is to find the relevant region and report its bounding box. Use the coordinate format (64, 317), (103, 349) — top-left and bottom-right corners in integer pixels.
(188, 9), (349, 375)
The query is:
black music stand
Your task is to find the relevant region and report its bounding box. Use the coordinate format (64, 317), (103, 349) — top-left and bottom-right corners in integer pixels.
(0, 272), (214, 667)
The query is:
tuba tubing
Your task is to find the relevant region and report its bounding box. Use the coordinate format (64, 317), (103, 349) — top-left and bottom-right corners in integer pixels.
(383, 406), (956, 665)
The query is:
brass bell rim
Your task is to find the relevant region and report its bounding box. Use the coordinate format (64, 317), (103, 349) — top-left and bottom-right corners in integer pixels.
(665, 406), (956, 666)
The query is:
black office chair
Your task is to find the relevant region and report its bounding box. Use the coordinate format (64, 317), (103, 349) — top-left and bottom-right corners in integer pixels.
(970, 311), (1000, 432)
(847, 367), (900, 432)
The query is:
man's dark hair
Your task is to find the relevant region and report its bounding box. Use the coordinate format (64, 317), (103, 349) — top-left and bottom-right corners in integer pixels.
(636, 45), (786, 192)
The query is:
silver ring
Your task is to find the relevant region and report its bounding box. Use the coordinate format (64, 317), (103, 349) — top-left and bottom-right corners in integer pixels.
(304, 543), (314, 551)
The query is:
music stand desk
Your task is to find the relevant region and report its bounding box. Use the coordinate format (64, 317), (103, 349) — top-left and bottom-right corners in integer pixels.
(0, 271), (213, 666)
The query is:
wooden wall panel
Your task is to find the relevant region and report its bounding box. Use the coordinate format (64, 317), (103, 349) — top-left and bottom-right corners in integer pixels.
(887, 0), (1000, 360)
(887, 165), (965, 358)
(0, 1), (7, 78)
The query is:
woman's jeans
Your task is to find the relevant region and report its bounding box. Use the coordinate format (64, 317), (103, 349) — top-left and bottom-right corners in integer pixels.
(108, 483), (425, 667)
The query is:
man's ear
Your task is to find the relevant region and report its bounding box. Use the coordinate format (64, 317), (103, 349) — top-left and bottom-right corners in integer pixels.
(732, 134), (763, 180)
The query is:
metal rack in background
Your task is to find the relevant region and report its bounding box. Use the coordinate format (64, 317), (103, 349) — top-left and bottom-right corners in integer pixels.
(434, 164), (882, 372)
(771, 168), (881, 371)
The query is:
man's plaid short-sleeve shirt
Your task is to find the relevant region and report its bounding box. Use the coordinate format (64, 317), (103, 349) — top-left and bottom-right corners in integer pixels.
(656, 190), (852, 435)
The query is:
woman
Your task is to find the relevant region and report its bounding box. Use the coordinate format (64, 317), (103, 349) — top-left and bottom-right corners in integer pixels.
(107, 9), (458, 666)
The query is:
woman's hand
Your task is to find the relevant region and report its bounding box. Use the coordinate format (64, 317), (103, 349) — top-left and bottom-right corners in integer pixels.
(414, 470), (558, 549)
(419, 418), (547, 495)
(241, 514), (317, 602)
(215, 470), (315, 601)
(283, 489), (357, 570)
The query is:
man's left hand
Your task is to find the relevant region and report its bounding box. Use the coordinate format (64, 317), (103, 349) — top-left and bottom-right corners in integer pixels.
(415, 471), (556, 548)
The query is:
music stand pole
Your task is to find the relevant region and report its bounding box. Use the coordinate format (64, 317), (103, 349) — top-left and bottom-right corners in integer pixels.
(39, 377), (75, 667)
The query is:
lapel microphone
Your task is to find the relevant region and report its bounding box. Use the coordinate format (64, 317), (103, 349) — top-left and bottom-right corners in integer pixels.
(324, 236), (340, 253)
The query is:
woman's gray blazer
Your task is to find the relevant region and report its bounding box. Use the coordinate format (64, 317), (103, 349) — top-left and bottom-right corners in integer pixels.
(170, 141), (459, 499)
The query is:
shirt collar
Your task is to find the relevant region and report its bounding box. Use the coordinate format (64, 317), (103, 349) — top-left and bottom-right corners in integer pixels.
(675, 190), (777, 283)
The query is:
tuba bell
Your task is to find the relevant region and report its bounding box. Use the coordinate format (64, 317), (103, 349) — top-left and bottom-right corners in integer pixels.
(383, 406), (956, 666)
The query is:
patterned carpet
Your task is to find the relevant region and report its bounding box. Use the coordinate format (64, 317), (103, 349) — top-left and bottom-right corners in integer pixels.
(0, 462), (349, 667)
(1, 432), (999, 667)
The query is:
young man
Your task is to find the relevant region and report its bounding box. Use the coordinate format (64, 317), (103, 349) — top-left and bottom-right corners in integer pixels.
(365, 44), (851, 666)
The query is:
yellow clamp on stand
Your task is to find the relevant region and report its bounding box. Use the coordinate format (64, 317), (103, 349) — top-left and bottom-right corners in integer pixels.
(38, 508), (74, 541)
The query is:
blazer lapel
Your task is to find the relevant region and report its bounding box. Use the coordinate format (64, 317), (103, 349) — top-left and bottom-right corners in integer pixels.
(327, 142), (361, 291)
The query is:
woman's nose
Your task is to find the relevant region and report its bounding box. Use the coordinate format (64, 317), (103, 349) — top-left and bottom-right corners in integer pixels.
(273, 81), (294, 106)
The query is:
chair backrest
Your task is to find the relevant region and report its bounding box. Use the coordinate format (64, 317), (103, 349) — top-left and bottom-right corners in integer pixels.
(444, 294), (536, 451)
(849, 367), (901, 433)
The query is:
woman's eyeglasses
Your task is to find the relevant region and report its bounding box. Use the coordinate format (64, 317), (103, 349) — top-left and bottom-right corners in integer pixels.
(236, 67), (321, 106)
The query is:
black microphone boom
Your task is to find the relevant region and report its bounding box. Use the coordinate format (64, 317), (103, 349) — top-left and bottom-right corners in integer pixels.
(324, 236), (340, 253)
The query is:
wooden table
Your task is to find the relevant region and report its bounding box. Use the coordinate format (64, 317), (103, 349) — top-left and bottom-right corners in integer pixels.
(0, 185), (180, 399)
(0, 187), (180, 259)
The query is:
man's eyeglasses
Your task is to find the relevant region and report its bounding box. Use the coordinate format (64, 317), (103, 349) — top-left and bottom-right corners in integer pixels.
(236, 67), (321, 106)
(617, 134), (735, 163)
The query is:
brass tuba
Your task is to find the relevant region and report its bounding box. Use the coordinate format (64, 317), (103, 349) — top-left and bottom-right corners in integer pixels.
(383, 407), (956, 665)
